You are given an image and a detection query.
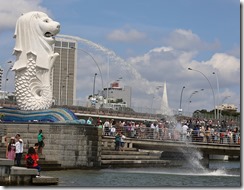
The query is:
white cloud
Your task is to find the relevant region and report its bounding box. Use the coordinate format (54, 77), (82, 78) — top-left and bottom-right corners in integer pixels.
(164, 29), (220, 51)
(0, 0), (49, 32)
(107, 28), (146, 42)
(124, 44), (240, 113)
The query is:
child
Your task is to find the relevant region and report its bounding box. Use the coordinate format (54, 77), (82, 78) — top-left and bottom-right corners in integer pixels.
(6, 137), (16, 160)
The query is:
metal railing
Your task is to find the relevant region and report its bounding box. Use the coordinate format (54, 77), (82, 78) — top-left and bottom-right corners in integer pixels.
(101, 126), (240, 145)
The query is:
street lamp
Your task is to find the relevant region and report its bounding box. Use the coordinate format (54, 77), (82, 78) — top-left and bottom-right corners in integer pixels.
(220, 95), (231, 119)
(60, 73), (73, 105)
(188, 68), (216, 119)
(70, 47), (104, 91)
(150, 85), (163, 115)
(179, 86), (185, 115)
(150, 95), (156, 117)
(222, 95), (231, 104)
(116, 77), (123, 82)
(187, 89), (204, 114)
(93, 73), (97, 97)
(3, 61), (13, 105)
(213, 71), (220, 120)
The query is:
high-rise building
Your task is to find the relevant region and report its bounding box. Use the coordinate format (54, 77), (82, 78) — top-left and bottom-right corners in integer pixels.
(52, 38), (77, 106)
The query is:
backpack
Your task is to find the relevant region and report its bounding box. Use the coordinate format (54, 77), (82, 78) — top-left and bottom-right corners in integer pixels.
(26, 155), (34, 166)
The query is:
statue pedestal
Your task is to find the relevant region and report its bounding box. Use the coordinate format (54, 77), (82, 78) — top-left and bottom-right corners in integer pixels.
(0, 107), (78, 123)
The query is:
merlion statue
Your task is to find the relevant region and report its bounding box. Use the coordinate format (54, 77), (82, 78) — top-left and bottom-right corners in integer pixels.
(12, 11), (60, 110)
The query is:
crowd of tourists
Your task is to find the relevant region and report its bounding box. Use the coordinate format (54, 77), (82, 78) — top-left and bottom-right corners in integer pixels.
(92, 117), (240, 145)
(5, 130), (45, 176)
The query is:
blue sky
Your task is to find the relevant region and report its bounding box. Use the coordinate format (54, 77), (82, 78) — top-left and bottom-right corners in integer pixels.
(0, 0), (241, 114)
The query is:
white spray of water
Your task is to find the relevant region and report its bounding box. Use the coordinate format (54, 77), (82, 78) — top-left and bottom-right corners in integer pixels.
(57, 34), (164, 108)
(58, 34), (142, 80)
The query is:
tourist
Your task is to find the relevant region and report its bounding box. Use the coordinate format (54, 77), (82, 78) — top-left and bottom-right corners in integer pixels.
(226, 129), (232, 144)
(34, 143), (39, 154)
(181, 123), (189, 141)
(25, 147), (41, 176)
(87, 117), (93, 124)
(114, 132), (121, 151)
(232, 127), (238, 144)
(199, 126), (205, 142)
(37, 130), (45, 155)
(97, 117), (102, 128)
(110, 125), (116, 136)
(192, 125), (199, 142)
(103, 119), (110, 136)
(205, 126), (211, 143)
(15, 134), (24, 166)
(6, 137), (15, 160)
(220, 130), (225, 144)
(120, 132), (126, 151)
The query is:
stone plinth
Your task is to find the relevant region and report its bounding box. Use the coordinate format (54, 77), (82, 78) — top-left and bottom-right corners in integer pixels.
(0, 123), (102, 169)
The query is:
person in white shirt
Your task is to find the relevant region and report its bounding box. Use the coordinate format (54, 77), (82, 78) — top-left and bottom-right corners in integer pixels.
(181, 123), (189, 141)
(120, 133), (126, 151)
(15, 134), (24, 166)
(103, 120), (110, 136)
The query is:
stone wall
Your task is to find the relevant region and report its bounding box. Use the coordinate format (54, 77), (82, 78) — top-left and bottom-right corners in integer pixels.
(0, 123), (102, 169)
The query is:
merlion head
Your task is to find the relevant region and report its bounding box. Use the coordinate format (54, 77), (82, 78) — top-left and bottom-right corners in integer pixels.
(13, 11), (60, 71)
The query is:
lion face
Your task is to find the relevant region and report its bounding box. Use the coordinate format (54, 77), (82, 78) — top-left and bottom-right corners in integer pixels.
(36, 13), (60, 45)
(13, 11), (61, 71)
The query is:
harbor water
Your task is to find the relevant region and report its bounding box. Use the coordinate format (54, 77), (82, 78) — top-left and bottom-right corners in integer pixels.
(41, 160), (240, 187)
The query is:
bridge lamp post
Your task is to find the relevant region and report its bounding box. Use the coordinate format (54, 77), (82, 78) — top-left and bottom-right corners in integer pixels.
(93, 73), (97, 98)
(60, 73), (73, 105)
(3, 61), (13, 105)
(150, 85), (163, 116)
(70, 47), (104, 91)
(91, 73), (98, 107)
(187, 91), (198, 115)
(188, 68), (216, 119)
(187, 89), (204, 115)
(220, 95), (231, 118)
(213, 71), (220, 120)
(222, 95), (231, 104)
(179, 86), (185, 115)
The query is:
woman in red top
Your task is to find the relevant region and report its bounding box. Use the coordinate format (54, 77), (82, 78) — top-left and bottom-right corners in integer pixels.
(25, 147), (41, 176)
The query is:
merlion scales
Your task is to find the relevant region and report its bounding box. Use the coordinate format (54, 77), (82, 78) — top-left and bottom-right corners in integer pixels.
(13, 11), (60, 110)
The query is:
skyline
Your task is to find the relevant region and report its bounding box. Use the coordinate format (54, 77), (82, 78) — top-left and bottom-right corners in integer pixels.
(0, 0), (241, 114)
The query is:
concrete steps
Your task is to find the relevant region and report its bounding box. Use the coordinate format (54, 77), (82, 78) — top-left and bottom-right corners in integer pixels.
(101, 143), (168, 168)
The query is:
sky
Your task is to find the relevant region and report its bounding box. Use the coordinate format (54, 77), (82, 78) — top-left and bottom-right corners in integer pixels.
(0, 0), (241, 115)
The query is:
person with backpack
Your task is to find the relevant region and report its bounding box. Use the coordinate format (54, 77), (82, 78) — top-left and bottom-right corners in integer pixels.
(25, 147), (41, 176)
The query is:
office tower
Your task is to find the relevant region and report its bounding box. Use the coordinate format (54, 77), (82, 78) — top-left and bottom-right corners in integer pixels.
(52, 37), (77, 106)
